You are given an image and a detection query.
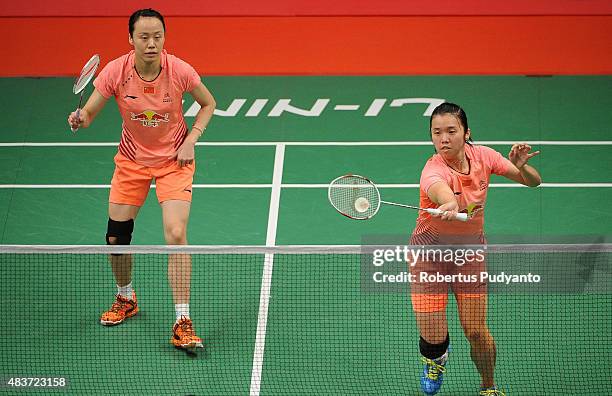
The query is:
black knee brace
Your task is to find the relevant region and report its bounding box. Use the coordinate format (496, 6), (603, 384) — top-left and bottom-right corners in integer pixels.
(106, 218), (134, 255)
(420, 333), (450, 360)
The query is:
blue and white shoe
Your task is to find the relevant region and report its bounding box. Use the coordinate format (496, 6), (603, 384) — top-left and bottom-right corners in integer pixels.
(420, 349), (449, 395)
(479, 386), (506, 395)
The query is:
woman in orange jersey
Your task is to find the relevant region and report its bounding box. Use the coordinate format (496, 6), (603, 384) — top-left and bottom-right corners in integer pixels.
(411, 103), (541, 395)
(67, 8), (216, 349)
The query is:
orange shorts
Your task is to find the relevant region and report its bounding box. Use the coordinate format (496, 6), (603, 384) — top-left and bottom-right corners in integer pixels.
(109, 152), (195, 206)
(409, 258), (487, 313)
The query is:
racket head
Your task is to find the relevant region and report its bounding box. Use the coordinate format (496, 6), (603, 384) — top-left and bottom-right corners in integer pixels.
(73, 54), (100, 95)
(328, 174), (381, 220)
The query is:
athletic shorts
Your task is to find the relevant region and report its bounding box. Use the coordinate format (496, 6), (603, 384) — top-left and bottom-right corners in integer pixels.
(409, 234), (487, 313)
(109, 152), (195, 206)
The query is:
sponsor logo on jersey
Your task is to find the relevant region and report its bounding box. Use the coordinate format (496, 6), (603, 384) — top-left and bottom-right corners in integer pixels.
(130, 110), (169, 127)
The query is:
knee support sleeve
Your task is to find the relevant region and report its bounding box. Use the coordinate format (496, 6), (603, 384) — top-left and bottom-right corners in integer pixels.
(106, 219), (134, 255)
(420, 333), (450, 360)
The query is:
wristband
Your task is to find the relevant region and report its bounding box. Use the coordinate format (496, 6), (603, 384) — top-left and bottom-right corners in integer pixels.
(192, 125), (205, 138)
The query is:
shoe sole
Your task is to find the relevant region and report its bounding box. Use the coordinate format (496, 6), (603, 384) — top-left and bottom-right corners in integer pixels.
(100, 307), (139, 326)
(171, 339), (203, 349)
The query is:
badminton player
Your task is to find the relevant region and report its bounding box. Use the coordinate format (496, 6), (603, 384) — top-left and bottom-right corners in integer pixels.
(67, 8), (216, 349)
(410, 102), (541, 395)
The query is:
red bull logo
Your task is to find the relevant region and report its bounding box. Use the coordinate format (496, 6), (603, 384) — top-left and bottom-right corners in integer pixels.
(130, 110), (169, 127)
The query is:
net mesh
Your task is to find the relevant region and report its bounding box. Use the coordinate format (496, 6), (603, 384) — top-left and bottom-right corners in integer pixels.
(328, 175), (380, 219)
(0, 244), (610, 395)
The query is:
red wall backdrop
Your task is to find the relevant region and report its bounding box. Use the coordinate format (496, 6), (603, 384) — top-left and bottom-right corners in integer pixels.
(2, 0), (612, 16)
(1, 1), (610, 76)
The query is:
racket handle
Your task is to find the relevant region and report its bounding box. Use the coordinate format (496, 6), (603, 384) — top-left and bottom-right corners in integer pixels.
(455, 212), (468, 222)
(426, 208), (443, 216)
(425, 208), (469, 222)
(70, 108), (80, 133)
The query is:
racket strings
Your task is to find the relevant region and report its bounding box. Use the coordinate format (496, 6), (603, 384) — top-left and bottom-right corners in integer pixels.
(73, 54), (100, 94)
(329, 176), (380, 219)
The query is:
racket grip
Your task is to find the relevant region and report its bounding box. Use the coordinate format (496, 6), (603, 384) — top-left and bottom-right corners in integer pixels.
(454, 212), (468, 222)
(70, 109), (80, 133)
(425, 208), (469, 222)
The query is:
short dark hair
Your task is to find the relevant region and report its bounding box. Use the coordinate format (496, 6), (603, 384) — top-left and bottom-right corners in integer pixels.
(129, 8), (166, 37)
(429, 102), (473, 144)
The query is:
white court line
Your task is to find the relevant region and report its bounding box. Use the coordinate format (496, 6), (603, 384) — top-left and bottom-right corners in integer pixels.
(334, 105), (361, 111)
(1, 183), (611, 189)
(1, 140), (612, 147)
(283, 183), (612, 188)
(193, 184), (272, 188)
(249, 144), (285, 396)
(0, 184), (272, 189)
(0, 185), (113, 189)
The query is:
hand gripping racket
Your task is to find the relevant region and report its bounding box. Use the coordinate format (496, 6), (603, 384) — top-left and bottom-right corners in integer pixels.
(70, 54), (100, 133)
(328, 174), (468, 221)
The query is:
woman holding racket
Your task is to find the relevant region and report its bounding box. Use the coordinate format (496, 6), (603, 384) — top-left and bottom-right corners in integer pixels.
(412, 102), (540, 395)
(67, 8), (216, 349)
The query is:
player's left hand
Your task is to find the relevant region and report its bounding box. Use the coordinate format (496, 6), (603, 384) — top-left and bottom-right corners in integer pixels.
(509, 143), (540, 169)
(173, 140), (195, 167)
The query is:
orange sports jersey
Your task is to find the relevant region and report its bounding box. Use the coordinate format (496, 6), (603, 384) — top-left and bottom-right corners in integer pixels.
(413, 144), (513, 242)
(94, 50), (201, 167)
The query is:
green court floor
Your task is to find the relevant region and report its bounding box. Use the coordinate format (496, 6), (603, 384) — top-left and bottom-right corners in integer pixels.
(0, 76), (610, 395)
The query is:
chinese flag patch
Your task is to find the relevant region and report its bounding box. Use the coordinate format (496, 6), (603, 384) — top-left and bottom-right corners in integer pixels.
(144, 86), (155, 94)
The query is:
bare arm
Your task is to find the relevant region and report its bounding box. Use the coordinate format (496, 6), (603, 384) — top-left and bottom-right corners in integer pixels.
(174, 82), (216, 167)
(184, 82), (216, 145)
(67, 89), (109, 130)
(427, 181), (460, 221)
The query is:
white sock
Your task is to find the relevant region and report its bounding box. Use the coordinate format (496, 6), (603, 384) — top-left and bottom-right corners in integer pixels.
(117, 283), (133, 300)
(175, 304), (190, 322)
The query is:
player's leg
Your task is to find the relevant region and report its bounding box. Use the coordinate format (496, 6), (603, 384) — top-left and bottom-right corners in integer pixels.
(413, 298), (450, 395)
(107, 204), (140, 288)
(100, 153), (150, 326)
(100, 204), (142, 325)
(161, 199), (191, 304)
(161, 199), (202, 348)
(156, 161), (201, 348)
(451, 245), (503, 394)
(410, 258), (451, 395)
(456, 294), (499, 392)
(156, 162), (194, 307)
